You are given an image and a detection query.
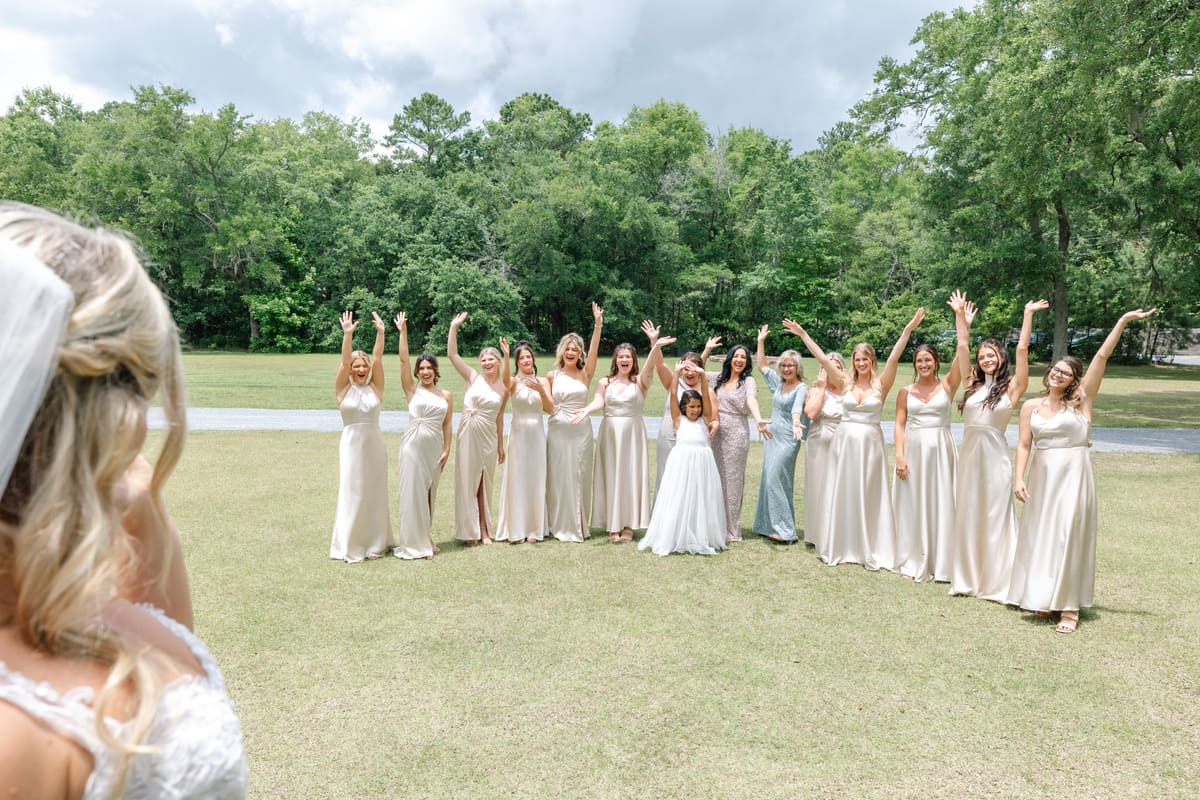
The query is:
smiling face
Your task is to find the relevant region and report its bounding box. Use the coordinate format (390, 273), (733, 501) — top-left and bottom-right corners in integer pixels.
(517, 349), (536, 375)
(976, 343), (1001, 377)
(1045, 359), (1080, 395)
(853, 351), (872, 377)
(350, 356), (371, 385)
(683, 397), (704, 421)
(730, 348), (748, 374)
(479, 347), (501, 377)
(414, 354), (440, 386)
(914, 348), (939, 380)
(615, 347), (634, 376)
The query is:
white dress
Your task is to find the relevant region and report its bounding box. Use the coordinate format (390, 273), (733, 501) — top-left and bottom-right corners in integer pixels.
(454, 378), (503, 541)
(639, 417), (726, 556)
(546, 372), (594, 542)
(0, 605), (247, 799)
(803, 390), (842, 549)
(892, 386), (958, 582)
(496, 378), (547, 542)
(654, 380), (691, 501)
(394, 386), (447, 559)
(330, 383), (395, 562)
(591, 380), (650, 532)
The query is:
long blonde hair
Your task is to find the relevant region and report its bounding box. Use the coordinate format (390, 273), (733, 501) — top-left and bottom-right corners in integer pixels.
(850, 342), (881, 395)
(0, 202), (186, 792)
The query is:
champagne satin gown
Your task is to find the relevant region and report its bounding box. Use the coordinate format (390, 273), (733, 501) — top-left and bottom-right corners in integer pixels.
(892, 386), (958, 582)
(803, 389), (842, 549)
(330, 383), (395, 562)
(546, 372), (594, 542)
(454, 378), (503, 542)
(1006, 408), (1097, 612)
(394, 386), (446, 559)
(820, 391), (896, 570)
(752, 368), (805, 541)
(949, 382), (1018, 601)
(496, 379), (547, 542)
(591, 380), (651, 532)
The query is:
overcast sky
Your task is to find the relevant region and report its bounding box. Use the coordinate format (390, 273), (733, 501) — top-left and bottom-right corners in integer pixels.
(0, 0), (967, 153)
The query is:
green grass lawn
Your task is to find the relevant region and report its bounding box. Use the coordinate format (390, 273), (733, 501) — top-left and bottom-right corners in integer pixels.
(178, 352), (1200, 427)
(165, 430), (1200, 799)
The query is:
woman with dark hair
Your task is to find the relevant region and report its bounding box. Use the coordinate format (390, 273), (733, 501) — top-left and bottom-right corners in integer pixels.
(653, 336), (720, 499)
(709, 343), (770, 542)
(546, 302), (603, 542)
(751, 325), (807, 542)
(330, 309), (395, 562)
(394, 313), (453, 559)
(891, 292), (972, 581)
(496, 338), (552, 543)
(949, 299), (1048, 600)
(786, 310), (924, 570)
(1007, 309), (1156, 633)
(577, 322), (672, 542)
(447, 312), (509, 545)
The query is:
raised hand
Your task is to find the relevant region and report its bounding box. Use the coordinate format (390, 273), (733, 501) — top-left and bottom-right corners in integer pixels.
(964, 300), (978, 327)
(394, 312), (407, 331)
(656, 335), (677, 350)
(641, 319), (660, 344)
(499, 337), (510, 356)
(757, 324), (769, 342)
(1121, 308), (1157, 323)
(947, 290), (967, 315)
(905, 307), (926, 332)
(705, 335), (723, 352)
(782, 318), (805, 337)
(592, 302), (604, 324)
(340, 310), (357, 333)
(450, 311), (468, 329)
(1025, 299), (1050, 315)
(371, 311), (386, 333)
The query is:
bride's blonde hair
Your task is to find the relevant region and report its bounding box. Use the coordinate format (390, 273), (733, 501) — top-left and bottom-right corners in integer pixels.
(0, 202), (187, 793)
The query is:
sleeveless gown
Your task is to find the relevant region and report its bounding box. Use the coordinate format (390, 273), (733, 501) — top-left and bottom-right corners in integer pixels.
(803, 390), (842, 549)
(1006, 408), (1097, 612)
(892, 386), (958, 582)
(591, 380), (650, 532)
(546, 372), (594, 542)
(330, 383), (395, 562)
(395, 386), (447, 559)
(496, 378), (547, 542)
(821, 391), (896, 570)
(639, 417), (726, 556)
(0, 604), (247, 799)
(454, 378), (503, 541)
(752, 368), (805, 541)
(949, 382), (1018, 601)
(710, 373), (756, 542)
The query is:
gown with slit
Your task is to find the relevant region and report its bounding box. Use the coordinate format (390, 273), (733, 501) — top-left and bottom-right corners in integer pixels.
(546, 372), (594, 542)
(394, 386), (447, 559)
(949, 381), (1018, 601)
(454, 378), (503, 541)
(639, 416), (726, 556)
(803, 390), (842, 549)
(330, 383), (395, 562)
(496, 378), (547, 542)
(710, 373), (756, 542)
(1006, 407), (1097, 612)
(591, 380), (650, 532)
(892, 386), (958, 582)
(752, 368), (806, 541)
(654, 381), (691, 503)
(820, 390), (896, 570)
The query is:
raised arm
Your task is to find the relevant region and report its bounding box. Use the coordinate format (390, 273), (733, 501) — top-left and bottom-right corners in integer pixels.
(783, 318), (846, 392)
(1010, 299), (1049, 404)
(335, 310), (358, 399)
(369, 312), (386, 396)
(879, 307), (925, 399)
(755, 324), (770, 374)
(696, 368), (715, 429)
(446, 311), (477, 383)
(667, 368), (684, 429)
(1079, 308), (1157, 407)
(395, 312), (415, 398)
(582, 302), (604, 384)
(701, 335), (721, 366)
(639, 331), (675, 394)
(500, 337), (512, 391)
(945, 291), (975, 396)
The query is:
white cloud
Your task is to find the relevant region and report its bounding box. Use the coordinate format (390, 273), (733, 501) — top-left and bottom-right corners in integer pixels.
(214, 22), (234, 45)
(0, 24), (112, 111)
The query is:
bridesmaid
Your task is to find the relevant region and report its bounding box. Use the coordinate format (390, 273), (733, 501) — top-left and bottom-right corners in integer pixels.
(949, 298), (1048, 600)
(801, 351), (845, 551)
(393, 312), (452, 559)
(891, 293), (971, 581)
(709, 343), (770, 543)
(330, 310), (395, 562)
(652, 336), (721, 498)
(578, 322), (672, 542)
(751, 324), (807, 542)
(546, 302), (604, 542)
(786, 310), (924, 570)
(1007, 309), (1156, 633)
(496, 338), (552, 544)
(447, 311), (509, 545)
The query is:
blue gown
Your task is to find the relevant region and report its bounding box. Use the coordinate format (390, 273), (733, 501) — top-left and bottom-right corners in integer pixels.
(751, 368), (806, 541)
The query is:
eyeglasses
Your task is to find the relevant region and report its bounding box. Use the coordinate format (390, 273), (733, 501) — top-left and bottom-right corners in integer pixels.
(1048, 365), (1074, 378)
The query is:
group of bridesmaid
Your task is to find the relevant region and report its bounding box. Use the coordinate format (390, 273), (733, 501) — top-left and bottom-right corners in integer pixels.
(328, 296), (1155, 635)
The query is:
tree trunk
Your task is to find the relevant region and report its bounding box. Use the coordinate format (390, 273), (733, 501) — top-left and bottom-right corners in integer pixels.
(1052, 197), (1071, 362)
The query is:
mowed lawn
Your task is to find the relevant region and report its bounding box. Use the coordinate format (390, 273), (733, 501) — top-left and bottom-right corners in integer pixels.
(178, 351), (1200, 427)
(162, 427), (1200, 800)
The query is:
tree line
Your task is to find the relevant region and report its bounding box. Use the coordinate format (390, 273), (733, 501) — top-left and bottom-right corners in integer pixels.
(1, 0), (1193, 361)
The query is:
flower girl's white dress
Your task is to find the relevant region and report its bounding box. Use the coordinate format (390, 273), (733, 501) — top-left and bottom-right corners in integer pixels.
(639, 416), (726, 556)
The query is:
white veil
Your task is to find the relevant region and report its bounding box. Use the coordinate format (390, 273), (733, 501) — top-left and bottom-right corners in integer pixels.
(0, 237), (74, 496)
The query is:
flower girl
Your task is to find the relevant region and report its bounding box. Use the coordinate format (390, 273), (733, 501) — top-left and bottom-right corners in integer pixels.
(639, 362), (726, 556)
